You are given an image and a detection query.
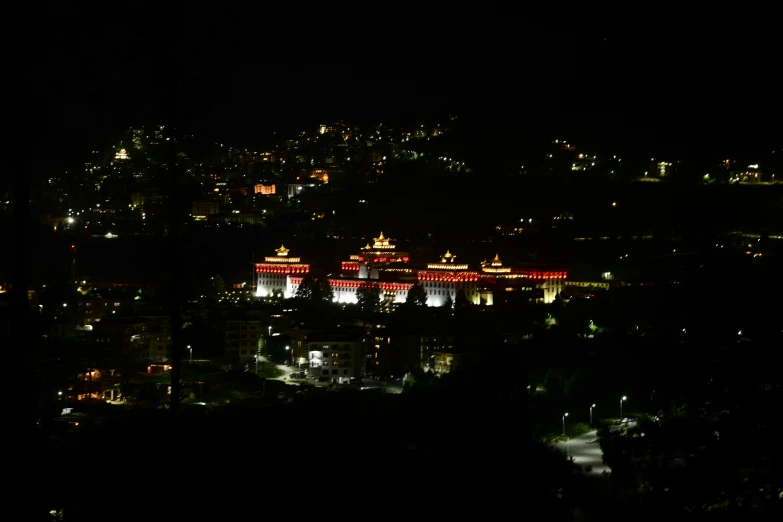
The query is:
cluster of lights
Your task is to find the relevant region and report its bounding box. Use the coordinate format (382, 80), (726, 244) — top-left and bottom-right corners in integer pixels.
(262, 257), (302, 263)
(255, 265), (310, 274)
(341, 262), (360, 271)
(418, 272), (479, 282)
(518, 271), (567, 279)
(371, 257), (408, 263)
(426, 263), (470, 270)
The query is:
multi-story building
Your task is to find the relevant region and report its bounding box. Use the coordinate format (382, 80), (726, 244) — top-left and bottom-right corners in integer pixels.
(293, 231), (415, 305)
(480, 254), (567, 304)
(253, 184), (276, 195)
(93, 315), (169, 363)
(306, 332), (365, 384)
(224, 314), (264, 363)
(138, 313), (171, 363)
(79, 292), (127, 325)
(417, 250), (479, 307)
(255, 245), (310, 298)
(192, 201), (220, 219)
(340, 232), (411, 280)
(252, 238), (566, 307)
(420, 334), (458, 374)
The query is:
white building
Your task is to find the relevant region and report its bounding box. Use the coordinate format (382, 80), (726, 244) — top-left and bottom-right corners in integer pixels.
(480, 254), (567, 304)
(289, 277), (412, 305)
(306, 334), (365, 383)
(255, 245), (310, 298)
(340, 232), (412, 280)
(418, 250), (480, 307)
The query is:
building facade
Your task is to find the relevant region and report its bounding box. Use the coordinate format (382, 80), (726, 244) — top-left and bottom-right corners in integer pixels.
(224, 315), (264, 363)
(417, 250), (479, 307)
(306, 333), (364, 383)
(340, 232), (411, 280)
(255, 245), (310, 298)
(252, 239), (567, 307)
(480, 254), (567, 304)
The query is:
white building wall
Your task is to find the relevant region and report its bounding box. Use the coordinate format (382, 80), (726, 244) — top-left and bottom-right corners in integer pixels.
(334, 286), (358, 304)
(422, 280), (478, 307)
(383, 290), (408, 303)
(256, 272), (288, 298)
(286, 279), (410, 305)
(540, 279), (564, 304)
(307, 342), (362, 382)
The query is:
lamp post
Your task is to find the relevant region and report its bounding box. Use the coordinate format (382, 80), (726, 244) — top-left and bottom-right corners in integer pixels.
(285, 345), (290, 366)
(187, 345), (192, 363)
(58, 390), (67, 410)
(562, 412), (568, 436)
(590, 404), (596, 427)
(620, 396), (627, 419)
(268, 326), (272, 338)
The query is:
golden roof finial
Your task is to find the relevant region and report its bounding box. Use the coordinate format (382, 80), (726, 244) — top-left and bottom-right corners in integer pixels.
(276, 245), (289, 256)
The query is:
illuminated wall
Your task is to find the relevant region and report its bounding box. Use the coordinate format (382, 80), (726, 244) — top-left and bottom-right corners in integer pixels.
(254, 184), (276, 195)
(288, 278), (411, 304)
(255, 245), (309, 298)
(400, 250), (478, 307)
(307, 340), (363, 382)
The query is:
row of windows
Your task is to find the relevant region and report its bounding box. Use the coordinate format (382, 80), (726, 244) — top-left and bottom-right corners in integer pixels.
(310, 344), (352, 350)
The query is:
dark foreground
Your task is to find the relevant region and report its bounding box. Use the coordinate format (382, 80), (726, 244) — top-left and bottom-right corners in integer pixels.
(30, 390), (575, 521)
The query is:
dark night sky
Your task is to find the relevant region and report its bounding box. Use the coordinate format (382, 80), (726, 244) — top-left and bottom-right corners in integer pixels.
(26, 8), (781, 174)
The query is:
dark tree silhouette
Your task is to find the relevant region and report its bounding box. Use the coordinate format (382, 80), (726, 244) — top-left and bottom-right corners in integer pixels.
(356, 283), (381, 312)
(455, 289), (470, 311)
(406, 283), (428, 307)
(209, 274), (226, 298)
(296, 275), (333, 301)
(315, 277), (334, 302)
(295, 274), (317, 299)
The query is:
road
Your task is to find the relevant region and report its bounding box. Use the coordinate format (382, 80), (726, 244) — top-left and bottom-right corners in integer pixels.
(554, 430), (609, 476)
(257, 356), (291, 380)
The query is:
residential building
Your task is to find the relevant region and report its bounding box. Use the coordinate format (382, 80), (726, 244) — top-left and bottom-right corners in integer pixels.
(224, 314), (264, 363)
(306, 332), (365, 383)
(192, 201), (220, 219)
(420, 334), (457, 374)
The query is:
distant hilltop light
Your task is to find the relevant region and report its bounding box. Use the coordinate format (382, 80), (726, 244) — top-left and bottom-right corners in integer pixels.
(748, 164), (759, 169)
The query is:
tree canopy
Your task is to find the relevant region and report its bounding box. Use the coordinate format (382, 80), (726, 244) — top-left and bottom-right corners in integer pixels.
(294, 274), (316, 299)
(356, 283), (382, 312)
(295, 274), (333, 302)
(455, 289), (470, 311)
(406, 283), (428, 307)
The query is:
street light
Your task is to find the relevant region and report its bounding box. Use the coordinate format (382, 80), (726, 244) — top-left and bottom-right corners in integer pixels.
(58, 390), (67, 409)
(562, 412), (569, 436)
(268, 326), (272, 338)
(620, 396), (627, 419)
(285, 345), (290, 366)
(187, 345), (192, 363)
(590, 404), (596, 427)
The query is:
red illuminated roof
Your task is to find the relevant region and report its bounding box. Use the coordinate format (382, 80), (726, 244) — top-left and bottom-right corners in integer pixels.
(255, 264), (310, 274)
